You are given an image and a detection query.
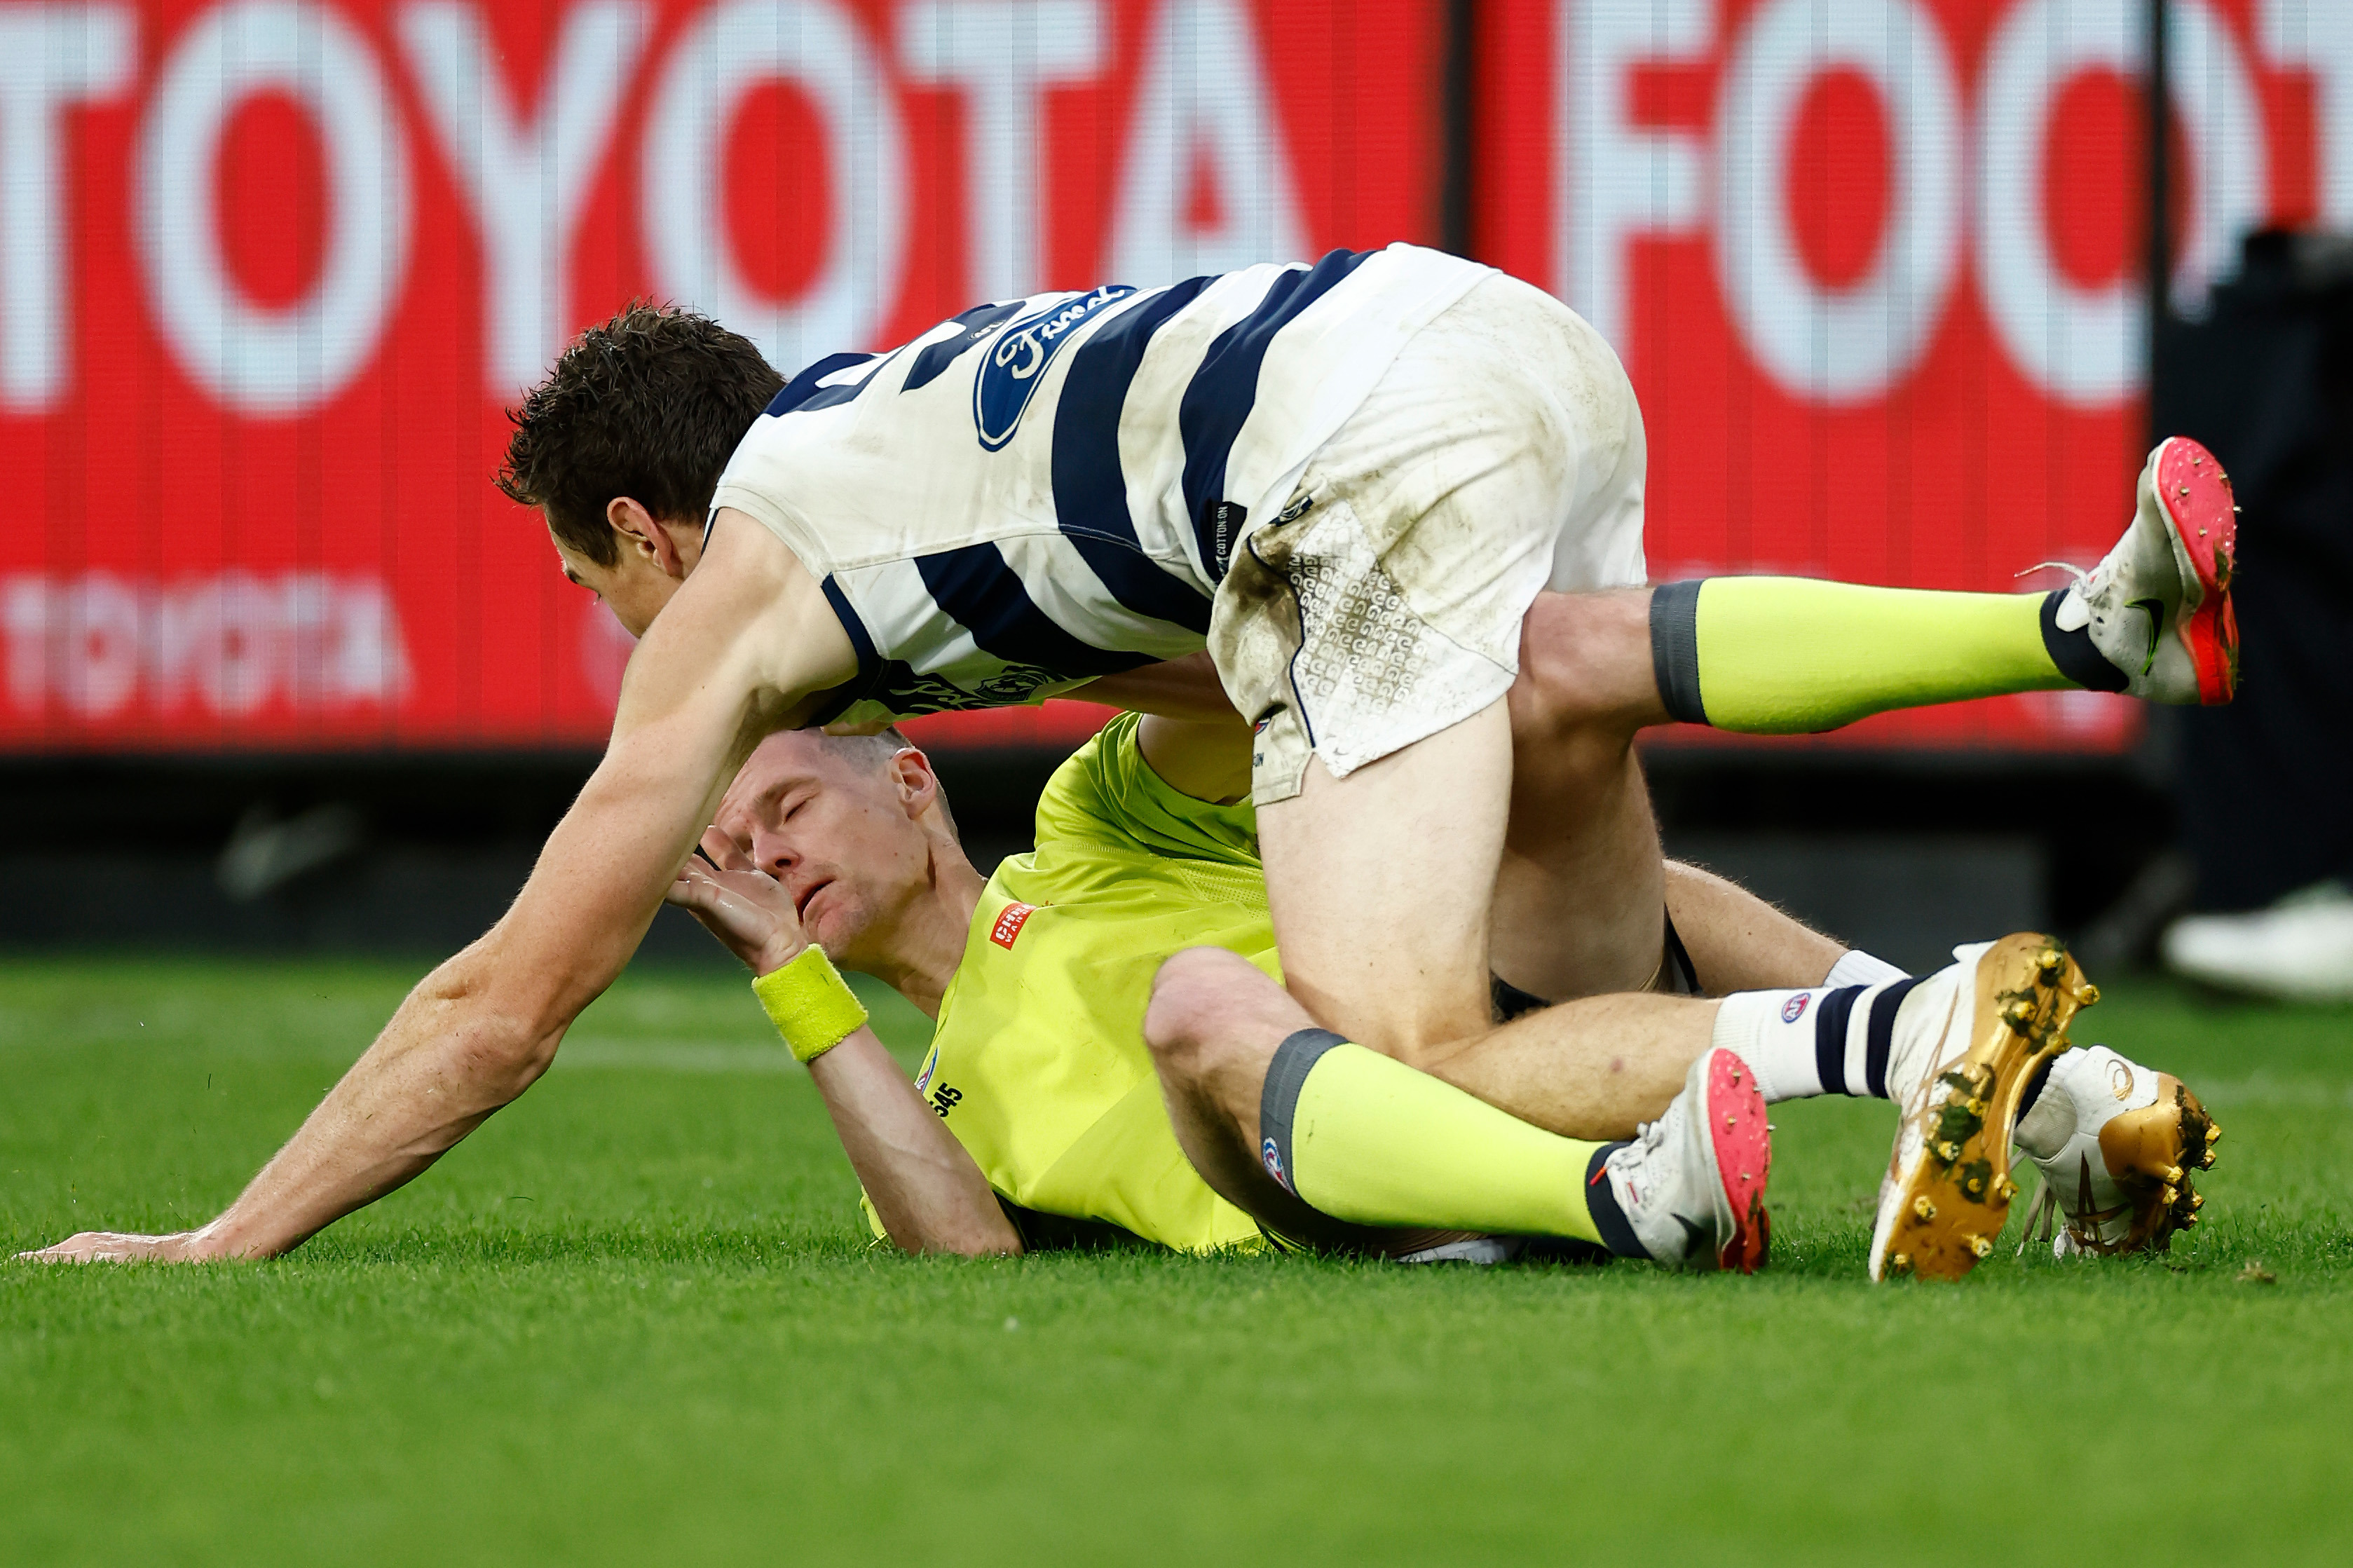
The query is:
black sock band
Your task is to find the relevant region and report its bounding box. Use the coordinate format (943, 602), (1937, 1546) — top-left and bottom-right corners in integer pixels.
(1663, 913), (1701, 996)
(2017, 1056), (2055, 1121)
(1862, 976), (1924, 1098)
(1258, 1028), (1346, 1196)
(1811, 985), (1867, 1095)
(1489, 973), (1551, 1023)
(1649, 580), (1710, 724)
(2040, 589), (2128, 692)
(1583, 1142), (1646, 1259)
(1496, 911), (1700, 1021)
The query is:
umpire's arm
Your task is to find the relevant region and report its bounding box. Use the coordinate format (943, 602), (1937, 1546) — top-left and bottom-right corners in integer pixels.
(667, 853), (1018, 1257)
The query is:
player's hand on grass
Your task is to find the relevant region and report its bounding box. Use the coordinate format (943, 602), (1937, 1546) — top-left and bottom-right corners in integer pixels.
(18, 1229), (211, 1264)
(667, 836), (807, 977)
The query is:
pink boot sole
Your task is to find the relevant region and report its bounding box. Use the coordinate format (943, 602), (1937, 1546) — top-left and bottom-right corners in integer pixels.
(2153, 437), (2239, 704)
(1704, 1049), (1773, 1274)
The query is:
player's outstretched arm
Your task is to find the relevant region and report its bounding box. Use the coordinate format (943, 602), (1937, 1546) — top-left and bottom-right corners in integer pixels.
(21, 520), (858, 1264)
(667, 852), (1018, 1256)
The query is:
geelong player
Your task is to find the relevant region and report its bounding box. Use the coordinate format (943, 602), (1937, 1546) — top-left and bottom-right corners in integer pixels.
(23, 261), (2234, 1273)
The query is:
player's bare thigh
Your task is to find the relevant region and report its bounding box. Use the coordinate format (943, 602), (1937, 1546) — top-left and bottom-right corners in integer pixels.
(1254, 598), (1665, 1056)
(1222, 283), (1653, 1058)
(1257, 701), (1514, 1060)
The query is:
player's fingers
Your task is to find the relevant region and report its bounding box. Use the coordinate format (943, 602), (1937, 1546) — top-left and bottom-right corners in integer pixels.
(20, 1232), (127, 1263)
(18, 1234), (88, 1261)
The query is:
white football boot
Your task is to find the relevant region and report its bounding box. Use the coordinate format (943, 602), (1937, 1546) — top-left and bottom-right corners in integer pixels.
(1599, 1047), (1771, 1274)
(1869, 934), (2096, 1282)
(2042, 436), (2239, 704)
(2014, 1045), (2221, 1257)
(2163, 881), (2353, 1004)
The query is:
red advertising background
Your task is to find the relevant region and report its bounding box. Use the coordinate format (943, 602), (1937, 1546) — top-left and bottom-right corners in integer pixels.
(1480, 0), (2328, 751)
(1, 0), (1443, 753)
(1, 0), (2344, 756)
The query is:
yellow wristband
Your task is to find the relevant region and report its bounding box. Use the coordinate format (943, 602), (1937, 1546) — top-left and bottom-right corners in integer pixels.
(752, 945), (869, 1063)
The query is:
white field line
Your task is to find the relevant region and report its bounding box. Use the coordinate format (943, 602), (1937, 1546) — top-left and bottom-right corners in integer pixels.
(6, 1032), (894, 1073)
(2183, 1075), (2353, 1110)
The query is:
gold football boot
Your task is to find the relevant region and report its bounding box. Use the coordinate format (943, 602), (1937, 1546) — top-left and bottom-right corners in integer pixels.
(1868, 935), (2096, 1282)
(2014, 1044), (2221, 1257)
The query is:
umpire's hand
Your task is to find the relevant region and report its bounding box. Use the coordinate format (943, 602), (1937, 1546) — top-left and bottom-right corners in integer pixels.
(666, 826), (810, 978)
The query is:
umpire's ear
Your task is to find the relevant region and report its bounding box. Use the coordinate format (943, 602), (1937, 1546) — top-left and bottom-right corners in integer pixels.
(888, 745), (957, 836)
(889, 745), (939, 816)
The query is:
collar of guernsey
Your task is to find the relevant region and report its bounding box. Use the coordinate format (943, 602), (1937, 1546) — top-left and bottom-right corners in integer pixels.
(911, 713), (1269, 1253)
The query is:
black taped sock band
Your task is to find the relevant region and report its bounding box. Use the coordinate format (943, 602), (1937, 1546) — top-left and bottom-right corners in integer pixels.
(1490, 973), (1552, 1023)
(2017, 1056), (2056, 1122)
(1862, 976), (1923, 1099)
(1811, 986), (1867, 1096)
(1583, 1142), (1645, 1259)
(1663, 911), (1701, 997)
(1258, 1028), (1346, 1196)
(1649, 580), (1710, 725)
(2040, 589), (2129, 692)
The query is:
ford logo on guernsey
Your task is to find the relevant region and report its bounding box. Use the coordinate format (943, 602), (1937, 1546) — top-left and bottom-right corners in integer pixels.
(972, 284), (1136, 450)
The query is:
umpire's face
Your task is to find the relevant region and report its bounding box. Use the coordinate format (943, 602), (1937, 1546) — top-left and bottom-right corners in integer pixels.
(707, 732), (950, 972)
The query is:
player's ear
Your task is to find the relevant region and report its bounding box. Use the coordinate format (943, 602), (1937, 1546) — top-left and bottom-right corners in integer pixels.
(606, 496), (686, 575)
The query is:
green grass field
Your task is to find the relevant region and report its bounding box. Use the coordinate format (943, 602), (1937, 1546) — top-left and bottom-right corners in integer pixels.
(4, 956), (2349, 1564)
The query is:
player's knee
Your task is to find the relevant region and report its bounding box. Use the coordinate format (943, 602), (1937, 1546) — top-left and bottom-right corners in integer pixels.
(1144, 948), (1274, 1080)
(1511, 591), (1646, 746)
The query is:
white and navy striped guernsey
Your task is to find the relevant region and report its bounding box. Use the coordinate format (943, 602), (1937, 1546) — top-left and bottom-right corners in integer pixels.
(707, 242), (1492, 725)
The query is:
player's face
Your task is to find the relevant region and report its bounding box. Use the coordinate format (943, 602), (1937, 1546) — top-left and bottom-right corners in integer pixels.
(548, 520), (685, 639)
(709, 735), (936, 968)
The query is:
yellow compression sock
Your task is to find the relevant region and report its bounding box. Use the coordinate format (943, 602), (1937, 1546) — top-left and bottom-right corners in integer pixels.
(1259, 1033), (1607, 1245)
(1651, 578), (2076, 735)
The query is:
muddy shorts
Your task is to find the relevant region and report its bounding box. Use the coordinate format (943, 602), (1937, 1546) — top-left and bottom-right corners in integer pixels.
(1206, 271), (1651, 805)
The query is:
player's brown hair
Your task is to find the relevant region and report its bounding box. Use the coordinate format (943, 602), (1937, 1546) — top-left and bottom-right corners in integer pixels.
(497, 303), (784, 568)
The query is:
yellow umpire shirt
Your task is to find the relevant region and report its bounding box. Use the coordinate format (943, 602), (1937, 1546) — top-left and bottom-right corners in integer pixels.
(875, 712), (1274, 1253)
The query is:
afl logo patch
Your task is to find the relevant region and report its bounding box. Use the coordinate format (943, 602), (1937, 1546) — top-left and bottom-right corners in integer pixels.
(973, 285), (1134, 449)
(990, 901), (1039, 949)
(1782, 993), (1810, 1024)
(1260, 1137), (1290, 1193)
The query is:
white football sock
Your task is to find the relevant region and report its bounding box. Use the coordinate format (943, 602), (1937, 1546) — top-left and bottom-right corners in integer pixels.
(1710, 976), (1925, 1103)
(2010, 1045), (2140, 1162)
(2012, 1063), (2075, 1162)
(1824, 948), (1907, 988)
